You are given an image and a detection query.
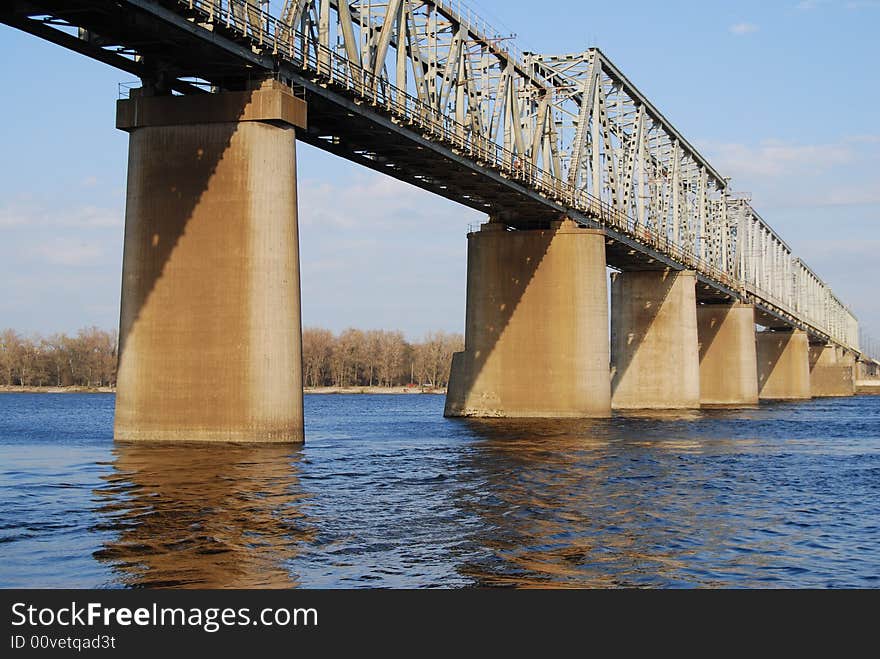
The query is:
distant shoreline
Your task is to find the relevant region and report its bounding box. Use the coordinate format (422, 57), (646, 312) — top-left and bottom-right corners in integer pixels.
(4, 384), (877, 396)
(0, 385), (446, 395)
(305, 386), (446, 395)
(0, 385), (115, 394)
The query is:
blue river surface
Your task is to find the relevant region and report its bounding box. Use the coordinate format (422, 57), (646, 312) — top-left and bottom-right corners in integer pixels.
(0, 393), (878, 588)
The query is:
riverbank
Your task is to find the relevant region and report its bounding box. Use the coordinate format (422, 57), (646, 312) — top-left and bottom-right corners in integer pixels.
(0, 385), (115, 394)
(3, 383), (874, 396)
(305, 386), (446, 395)
(0, 385), (446, 395)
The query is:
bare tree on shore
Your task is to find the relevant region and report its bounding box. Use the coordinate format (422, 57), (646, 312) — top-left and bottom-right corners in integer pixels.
(0, 327), (118, 387)
(302, 327), (334, 388)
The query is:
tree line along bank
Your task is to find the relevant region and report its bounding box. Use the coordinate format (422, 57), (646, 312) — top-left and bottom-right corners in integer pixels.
(0, 327), (463, 390)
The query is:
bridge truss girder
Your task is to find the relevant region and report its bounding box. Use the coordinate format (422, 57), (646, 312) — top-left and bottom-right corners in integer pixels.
(0, 0), (862, 354)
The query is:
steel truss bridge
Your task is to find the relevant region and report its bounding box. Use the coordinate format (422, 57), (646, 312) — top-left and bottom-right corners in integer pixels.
(1, 0), (862, 354)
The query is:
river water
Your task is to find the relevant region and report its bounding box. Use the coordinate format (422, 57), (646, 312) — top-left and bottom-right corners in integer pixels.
(0, 393), (878, 588)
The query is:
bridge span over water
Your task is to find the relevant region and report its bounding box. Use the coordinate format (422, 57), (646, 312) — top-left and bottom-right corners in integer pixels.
(1, 0), (869, 441)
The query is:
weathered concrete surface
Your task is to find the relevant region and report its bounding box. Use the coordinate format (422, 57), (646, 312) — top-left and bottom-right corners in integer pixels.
(114, 84), (307, 442)
(697, 303), (759, 406)
(444, 219), (610, 418)
(809, 344), (855, 397)
(755, 330), (811, 400)
(610, 270), (700, 409)
(116, 81), (307, 132)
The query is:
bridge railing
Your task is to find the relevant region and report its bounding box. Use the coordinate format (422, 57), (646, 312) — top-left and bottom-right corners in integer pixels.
(433, 0), (526, 68)
(178, 0), (849, 350)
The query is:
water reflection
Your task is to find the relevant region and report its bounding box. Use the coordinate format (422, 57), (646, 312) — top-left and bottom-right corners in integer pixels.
(456, 418), (756, 588)
(93, 443), (313, 588)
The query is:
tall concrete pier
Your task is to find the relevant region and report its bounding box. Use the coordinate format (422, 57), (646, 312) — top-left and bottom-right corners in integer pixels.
(697, 303), (759, 406)
(114, 82), (307, 442)
(756, 329), (811, 400)
(610, 270), (700, 409)
(809, 343), (856, 397)
(444, 219), (610, 418)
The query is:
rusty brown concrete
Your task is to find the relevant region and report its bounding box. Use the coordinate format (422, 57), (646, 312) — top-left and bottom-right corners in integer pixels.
(756, 329), (811, 400)
(809, 343), (855, 397)
(116, 80), (307, 132)
(610, 270), (700, 409)
(114, 85), (306, 442)
(444, 219), (610, 418)
(697, 303), (759, 406)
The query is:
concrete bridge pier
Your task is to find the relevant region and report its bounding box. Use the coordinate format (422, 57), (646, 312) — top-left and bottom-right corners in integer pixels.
(697, 303), (759, 406)
(756, 329), (811, 400)
(610, 270), (700, 409)
(444, 218), (611, 418)
(809, 343), (856, 397)
(114, 81), (307, 442)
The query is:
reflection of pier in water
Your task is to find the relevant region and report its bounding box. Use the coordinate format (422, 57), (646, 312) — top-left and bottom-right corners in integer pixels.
(455, 417), (766, 588)
(89, 410), (795, 588)
(93, 444), (314, 588)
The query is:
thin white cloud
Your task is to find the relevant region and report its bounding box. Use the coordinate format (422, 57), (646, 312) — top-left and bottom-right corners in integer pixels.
(798, 238), (880, 256)
(298, 173), (477, 230)
(61, 206), (122, 228)
(28, 239), (105, 267)
(819, 183), (880, 207)
(796, 0), (879, 8)
(844, 134), (880, 144)
(0, 203), (122, 229)
(729, 22), (759, 35)
(0, 207), (29, 228)
(705, 139), (853, 178)
(795, 0), (830, 9)
(698, 136), (880, 210)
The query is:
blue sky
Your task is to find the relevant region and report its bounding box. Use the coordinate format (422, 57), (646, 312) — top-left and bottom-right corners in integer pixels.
(1, 0), (878, 345)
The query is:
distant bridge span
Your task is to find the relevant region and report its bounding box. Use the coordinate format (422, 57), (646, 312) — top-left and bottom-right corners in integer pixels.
(1, 0), (866, 440)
